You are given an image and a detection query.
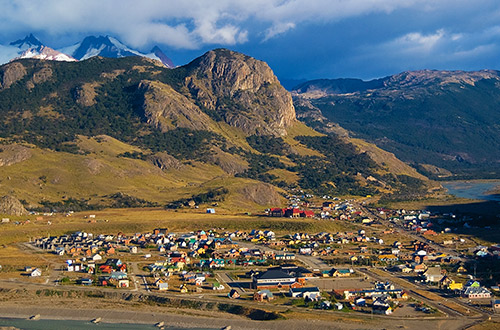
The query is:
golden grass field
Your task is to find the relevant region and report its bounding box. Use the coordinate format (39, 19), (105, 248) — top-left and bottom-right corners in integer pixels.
(0, 207), (359, 255)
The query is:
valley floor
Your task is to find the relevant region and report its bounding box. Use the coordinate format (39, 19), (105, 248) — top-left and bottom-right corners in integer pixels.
(0, 192), (499, 330)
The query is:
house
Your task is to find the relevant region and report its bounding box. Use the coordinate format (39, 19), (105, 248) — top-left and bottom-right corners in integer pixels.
(378, 254), (398, 262)
(274, 253), (295, 260)
(465, 280), (481, 288)
(110, 271), (128, 280)
(355, 298), (366, 307)
(462, 286), (491, 299)
(423, 266), (444, 283)
(322, 202), (334, 210)
(156, 280), (169, 291)
(269, 208), (285, 217)
(393, 264), (412, 273)
(301, 210), (315, 218)
(254, 290), (274, 302)
(373, 305), (392, 315)
(66, 263), (83, 272)
(414, 263), (427, 273)
(79, 278), (93, 286)
(372, 298), (392, 315)
(92, 254), (102, 261)
(30, 268), (42, 277)
(289, 287), (321, 300)
(329, 268), (352, 277)
(228, 289), (240, 299)
(449, 281), (463, 291)
(99, 265), (113, 273)
(284, 208), (302, 218)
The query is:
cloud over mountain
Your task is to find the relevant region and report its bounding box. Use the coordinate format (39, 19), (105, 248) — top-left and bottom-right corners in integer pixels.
(0, 0), (499, 79)
(0, 0), (460, 49)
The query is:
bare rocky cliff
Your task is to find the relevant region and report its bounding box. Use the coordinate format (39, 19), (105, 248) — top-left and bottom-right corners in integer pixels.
(0, 195), (28, 216)
(0, 62), (27, 90)
(182, 49), (296, 136)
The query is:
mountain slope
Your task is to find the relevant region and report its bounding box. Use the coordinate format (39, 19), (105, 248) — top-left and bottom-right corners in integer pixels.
(294, 70), (500, 179)
(0, 50), (427, 209)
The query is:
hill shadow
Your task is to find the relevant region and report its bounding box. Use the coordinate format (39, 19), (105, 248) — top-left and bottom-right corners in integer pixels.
(425, 200), (500, 242)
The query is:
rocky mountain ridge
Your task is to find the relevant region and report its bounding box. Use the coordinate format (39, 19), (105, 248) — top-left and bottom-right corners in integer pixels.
(293, 69), (500, 178)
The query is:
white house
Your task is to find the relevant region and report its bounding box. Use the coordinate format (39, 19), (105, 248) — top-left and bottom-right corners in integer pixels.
(92, 254), (102, 261)
(290, 287), (321, 300)
(30, 268), (42, 277)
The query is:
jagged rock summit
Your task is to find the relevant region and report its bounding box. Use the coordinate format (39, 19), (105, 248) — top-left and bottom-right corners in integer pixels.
(10, 34), (43, 49)
(182, 49), (296, 136)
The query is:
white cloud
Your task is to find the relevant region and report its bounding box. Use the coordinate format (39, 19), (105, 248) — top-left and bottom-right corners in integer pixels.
(264, 22), (296, 41)
(0, 0), (498, 67)
(392, 29), (445, 54)
(0, 0), (440, 49)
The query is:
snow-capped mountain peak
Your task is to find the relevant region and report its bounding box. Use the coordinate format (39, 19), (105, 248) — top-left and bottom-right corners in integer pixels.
(1, 34), (174, 68)
(150, 46), (174, 68)
(60, 35), (174, 67)
(64, 35), (142, 61)
(17, 45), (76, 62)
(10, 34), (43, 49)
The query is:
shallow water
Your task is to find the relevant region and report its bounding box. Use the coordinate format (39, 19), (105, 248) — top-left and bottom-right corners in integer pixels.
(442, 180), (500, 201)
(0, 318), (215, 330)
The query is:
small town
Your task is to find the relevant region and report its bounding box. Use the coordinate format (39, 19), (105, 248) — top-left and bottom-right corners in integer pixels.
(1, 193), (499, 328)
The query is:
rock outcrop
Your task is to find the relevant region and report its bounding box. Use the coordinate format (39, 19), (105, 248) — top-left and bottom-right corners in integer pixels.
(147, 152), (184, 170)
(0, 62), (26, 90)
(138, 80), (213, 132)
(0, 145), (32, 166)
(0, 195), (28, 216)
(73, 83), (98, 106)
(183, 49), (296, 136)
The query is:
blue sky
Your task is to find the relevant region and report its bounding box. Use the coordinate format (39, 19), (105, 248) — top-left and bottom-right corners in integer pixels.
(1, 0), (500, 82)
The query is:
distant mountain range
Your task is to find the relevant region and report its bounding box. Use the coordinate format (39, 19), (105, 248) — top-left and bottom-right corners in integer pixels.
(0, 34), (174, 68)
(293, 70), (500, 179)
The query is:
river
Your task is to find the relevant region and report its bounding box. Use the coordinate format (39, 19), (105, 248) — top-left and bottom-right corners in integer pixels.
(0, 318), (215, 330)
(442, 180), (500, 201)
